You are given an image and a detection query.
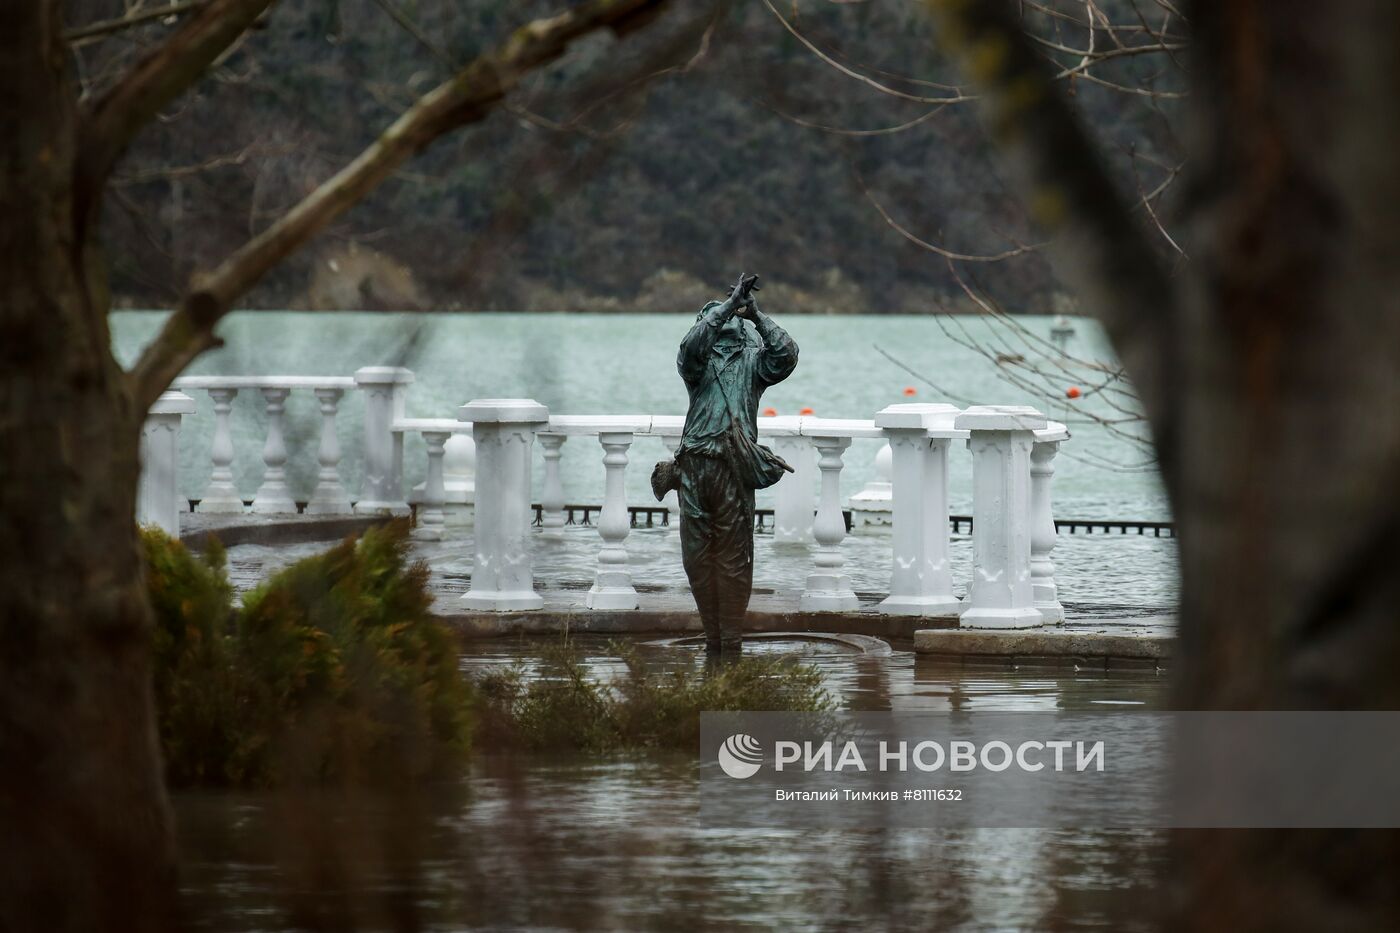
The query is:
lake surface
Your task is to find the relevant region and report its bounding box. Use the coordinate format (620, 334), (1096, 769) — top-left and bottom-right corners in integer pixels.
(111, 311), (1170, 521)
(174, 637), (1170, 932)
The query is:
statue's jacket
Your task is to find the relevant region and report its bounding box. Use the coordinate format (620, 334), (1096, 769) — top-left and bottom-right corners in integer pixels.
(674, 300), (799, 490)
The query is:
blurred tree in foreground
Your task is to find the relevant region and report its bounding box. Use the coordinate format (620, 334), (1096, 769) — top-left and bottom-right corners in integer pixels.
(0, 2), (690, 929)
(927, 0), (1400, 928)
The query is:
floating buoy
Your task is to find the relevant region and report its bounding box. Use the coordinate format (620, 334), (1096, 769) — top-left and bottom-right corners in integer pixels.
(902, 386), (917, 397)
(800, 406), (815, 416)
(762, 406), (777, 417)
(1066, 386), (1082, 399)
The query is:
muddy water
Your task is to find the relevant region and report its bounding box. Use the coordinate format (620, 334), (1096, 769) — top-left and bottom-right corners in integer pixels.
(173, 637), (1168, 931)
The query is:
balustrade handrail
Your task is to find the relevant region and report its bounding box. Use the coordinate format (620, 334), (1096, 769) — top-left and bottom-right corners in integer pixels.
(174, 375), (356, 389)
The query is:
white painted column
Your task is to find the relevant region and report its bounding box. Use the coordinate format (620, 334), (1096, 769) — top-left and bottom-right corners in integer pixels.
(956, 406), (1047, 629)
(800, 435), (859, 611)
(875, 403), (963, 617)
(771, 432), (815, 544)
(198, 386), (244, 513)
(354, 366), (414, 514)
(442, 432), (476, 507)
(251, 386), (296, 514)
(1031, 427), (1068, 624)
(848, 442), (894, 527)
(138, 391), (197, 536)
(586, 432), (639, 610)
(538, 432), (567, 537)
(458, 399), (548, 611)
(414, 430), (451, 542)
(305, 386), (352, 514)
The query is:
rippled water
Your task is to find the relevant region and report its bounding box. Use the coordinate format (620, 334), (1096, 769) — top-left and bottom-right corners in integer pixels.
(174, 638), (1170, 931)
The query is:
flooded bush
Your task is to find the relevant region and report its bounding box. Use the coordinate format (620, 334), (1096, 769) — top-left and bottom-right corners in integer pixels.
(140, 522), (472, 787)
(474, 642), (835, 753)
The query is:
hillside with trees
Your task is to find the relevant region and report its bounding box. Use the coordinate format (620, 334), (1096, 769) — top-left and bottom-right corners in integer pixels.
(76, 0), (1183, 313)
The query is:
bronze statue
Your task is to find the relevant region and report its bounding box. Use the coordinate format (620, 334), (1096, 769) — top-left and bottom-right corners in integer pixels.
(654, 273), (799, 653)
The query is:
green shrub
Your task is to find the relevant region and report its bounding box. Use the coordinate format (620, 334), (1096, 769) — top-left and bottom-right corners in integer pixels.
(474, 640), (835, 753)
(140, 521), (472, 787)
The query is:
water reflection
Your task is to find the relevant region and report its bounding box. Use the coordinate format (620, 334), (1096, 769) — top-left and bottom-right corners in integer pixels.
(175, 637), (1169, 931)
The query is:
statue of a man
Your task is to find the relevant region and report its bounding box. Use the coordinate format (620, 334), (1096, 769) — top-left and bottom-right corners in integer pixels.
(669, 273), (799, 654)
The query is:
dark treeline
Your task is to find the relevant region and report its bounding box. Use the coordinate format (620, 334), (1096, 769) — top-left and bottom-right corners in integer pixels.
(72, 0), (1183, 313)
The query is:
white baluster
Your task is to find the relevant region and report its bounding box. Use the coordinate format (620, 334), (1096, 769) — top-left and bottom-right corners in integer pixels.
(538, 432), (567, 538)
(800, 434), (858, 611)
(876, 403), (963, 617)
(459, 399), (548, 611)
(138, 391), (197, 536)
(956, 406), (1046, 628)
(442, 432), (476, 509)
(251, 386), (296, 514)
(586, 431), (639, 610)
(414, 430), (451, 541)
(658, 434), (681, 530)
(772, 432), (816, 544)
(198, 386), (244, 513)
(354, 366), (414, 514)
(305, 386), (352, 514)
(848, 441), (894, 527)
(1031, 431), (1067, 624)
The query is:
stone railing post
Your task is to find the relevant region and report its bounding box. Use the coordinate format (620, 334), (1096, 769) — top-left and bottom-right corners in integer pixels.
(250, 386), (296, 514)
(458, 399), (548, 611)
(138, 391), (197, 536)
(305, 386), (352, 514)
(848, 442), (894, 527)
(354, 366), (414, 514)
(443, 432), (476, 510)
(198, 386), (244, 513)
(956, 406), (1047, 628)
(800, 433), (859, 611)
(875, 403), (963, 618)
(586, 432), (639, 609)
(538, 432), (567, 537)
(1031, 425), (1069, 624)
(768, 417), (815, 544)
(415, 430), (452, 541)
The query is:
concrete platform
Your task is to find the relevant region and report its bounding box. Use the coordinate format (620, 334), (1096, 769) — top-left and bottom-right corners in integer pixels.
(913, 626), (1172, 669)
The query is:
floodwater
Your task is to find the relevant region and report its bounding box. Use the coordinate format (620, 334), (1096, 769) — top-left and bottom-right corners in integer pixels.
(173, 637), (1170, 932)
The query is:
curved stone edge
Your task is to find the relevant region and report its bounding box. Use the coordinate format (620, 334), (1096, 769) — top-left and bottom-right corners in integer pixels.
(640, 632), (893, 657)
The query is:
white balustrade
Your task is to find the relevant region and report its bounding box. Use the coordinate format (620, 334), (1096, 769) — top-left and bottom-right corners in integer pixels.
(799, 419), (880, 611)
(1031, 425), (1069, 624)
(848, 442), (894, 527)
(251, 386), (296, 514)
(417, 430), (452, 541)
(200, 386), (243, 512)
(138, 391), (197, 536)
(459, 399), (549, 611)
(875, 403), (964, 618)
(305, 386), (352, 514)
(355, 366), (414, 515)
(651, 415), (685, 529)
(956, 406), (1047, 629)
(442, 432), (476, 508)
(537, 433), (568, 537)
(548, 415), (652, 610)
(765, 417), (816, 544)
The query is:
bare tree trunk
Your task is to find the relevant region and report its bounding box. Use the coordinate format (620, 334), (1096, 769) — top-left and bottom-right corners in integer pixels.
(924, 0), (1400, 927)
(0, 4), (178, 930)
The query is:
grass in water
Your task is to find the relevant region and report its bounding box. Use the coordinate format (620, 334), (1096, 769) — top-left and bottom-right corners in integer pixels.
(473, 640), (837, 753)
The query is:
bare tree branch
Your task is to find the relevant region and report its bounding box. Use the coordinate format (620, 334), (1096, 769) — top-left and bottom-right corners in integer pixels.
(924, 0), (1177, 455)
(64, 2), (209, 46)
(128, 0), (674, 409)
(78, 0), (276, 196)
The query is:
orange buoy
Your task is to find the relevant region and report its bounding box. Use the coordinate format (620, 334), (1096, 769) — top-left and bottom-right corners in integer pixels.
(799, 406), (815, 416)
(902, 386), (917, 397)
(1066, 386), (1082, 399)
(762, 406), (777, 417)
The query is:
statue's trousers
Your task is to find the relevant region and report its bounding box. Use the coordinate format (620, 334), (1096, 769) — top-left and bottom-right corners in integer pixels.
(678, 452), (754, 650)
